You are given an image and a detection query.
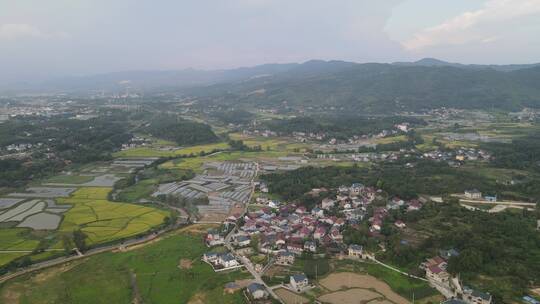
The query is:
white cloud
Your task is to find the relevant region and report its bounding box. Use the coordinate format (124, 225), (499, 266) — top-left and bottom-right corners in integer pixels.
(403, 0), (540, 50)
(0, 23), (68, 40)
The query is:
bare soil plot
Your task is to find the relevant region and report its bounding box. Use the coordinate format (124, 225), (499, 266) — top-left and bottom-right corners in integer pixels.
(81, 174), (122, 187)
(318, 288), (381, 304)
(275, 288), (310, 304)
(319, 272), (410, 304)
(179, 258), (193, 269)
(368, 299), (394, 304)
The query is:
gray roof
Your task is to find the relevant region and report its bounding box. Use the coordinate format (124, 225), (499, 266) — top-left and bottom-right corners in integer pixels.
(220, 253), (236, 262)
(292, 274), (307, 282)
(247, 283), (265, 293)
(442, 299), (467, 304)
(471, 290), (491, 301)
(349, 244), (363, 251)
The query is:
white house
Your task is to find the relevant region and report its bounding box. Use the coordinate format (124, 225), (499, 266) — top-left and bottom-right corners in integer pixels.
(276, 251), (295, 266)
(348, 244), (363, 258)
(464, 189), (482, 199)
(304, 241), (317, 253)
(290, 274), (309, 292)
(219, 253), (239, 268)
(321, 198), (335, 210)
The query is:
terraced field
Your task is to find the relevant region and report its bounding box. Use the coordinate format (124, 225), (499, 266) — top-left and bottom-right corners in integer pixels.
(57, 187), (169, 244)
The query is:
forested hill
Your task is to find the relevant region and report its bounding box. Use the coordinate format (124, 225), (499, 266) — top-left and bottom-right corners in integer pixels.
(144, 115), (218, 146)
(187, 61), (540, 112)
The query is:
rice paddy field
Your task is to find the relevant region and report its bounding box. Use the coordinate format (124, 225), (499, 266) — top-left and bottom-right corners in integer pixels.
(0, 229), (251, 304)
(0, 228), (42, 266)
(57, 187), (169, 244)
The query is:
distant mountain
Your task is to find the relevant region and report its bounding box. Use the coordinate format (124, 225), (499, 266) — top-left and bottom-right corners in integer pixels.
(3, 58), (540, 113)
(0, 63), (299, 94)
(184, 60), (540, 112)
(393, 57), (540, 72)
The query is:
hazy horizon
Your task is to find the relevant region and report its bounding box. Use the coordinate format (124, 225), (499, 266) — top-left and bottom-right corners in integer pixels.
(1, 0), (540, 82)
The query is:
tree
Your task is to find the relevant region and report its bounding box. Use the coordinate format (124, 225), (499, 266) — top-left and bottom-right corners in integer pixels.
(73, 229), (88, 252)
(447, 249), (483, 275)
(251, 234), (260, 252)
(62, 234), (74, 254)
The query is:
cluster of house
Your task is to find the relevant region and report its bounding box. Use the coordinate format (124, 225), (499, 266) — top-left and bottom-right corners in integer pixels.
(315, 151), (401, 163)
(463, 189), (497, 202)
(4, 142), (42, 153)
(242, 129), (278, 138)
(238, 184), (377, 256)
(120, 136), (152, 150)
(245, 273), (310, 300)
(423, 250), (492, 304)
(422, 148), (491, 167)
(367, 197), (423, 235)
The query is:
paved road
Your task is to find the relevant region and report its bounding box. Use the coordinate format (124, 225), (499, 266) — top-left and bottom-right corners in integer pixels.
(447, 194), (536, 207)
(222, 162), (284, 303)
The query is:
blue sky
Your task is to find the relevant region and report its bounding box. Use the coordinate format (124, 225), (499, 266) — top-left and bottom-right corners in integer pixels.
(1, 0), (539, 81)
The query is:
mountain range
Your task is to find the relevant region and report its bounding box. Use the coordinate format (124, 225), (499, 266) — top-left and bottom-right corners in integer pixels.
(3, 58), (540, 112)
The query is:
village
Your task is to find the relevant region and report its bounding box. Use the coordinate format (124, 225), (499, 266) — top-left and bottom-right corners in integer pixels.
(199, 178), (494, 304)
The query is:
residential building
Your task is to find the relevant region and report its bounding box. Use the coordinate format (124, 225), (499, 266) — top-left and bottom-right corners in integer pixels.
(464, 189), (482, 199)
(276, 251), (295, 266)
(304, 241), (317, 253)
(247, 283), (268, 299)
(290, 274), (309, 292)
(394, 220), (406, 229)
(426, 265), (449, 284)
(321, 198), (335, 210)
(462, 287), (492, 304)
(348, 244), (363, 258)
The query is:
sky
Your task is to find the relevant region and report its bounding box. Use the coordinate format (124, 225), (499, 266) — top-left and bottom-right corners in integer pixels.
(1, 0), (539, 82)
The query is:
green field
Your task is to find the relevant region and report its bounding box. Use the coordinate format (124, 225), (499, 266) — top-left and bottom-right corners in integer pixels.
(160, 150), (293, 171)
(113, 142), (230, 158)
(0, 228), (41, 266)
(0, 229), (250, 304)
(57, 187), (169, 244)
(45, 175), (95, 184)
(229, 133), (310, 152)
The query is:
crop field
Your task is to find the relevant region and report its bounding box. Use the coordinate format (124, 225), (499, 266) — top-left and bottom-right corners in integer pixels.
(374, 135), (408, 144)
(57, 187), (169, 244)
(160, 150), (294, 171)
(113, 142), (230, 158)
(0, 228), (41, 266)
(45, 175), (95, 184)
(0, 229), (251, 304)
(229, 133), (311, 152)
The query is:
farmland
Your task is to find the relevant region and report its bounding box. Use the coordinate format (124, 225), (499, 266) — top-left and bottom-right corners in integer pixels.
(113, 142), (230, 158)
(57, 187), (169, 244)
(0, 228), (251, 304)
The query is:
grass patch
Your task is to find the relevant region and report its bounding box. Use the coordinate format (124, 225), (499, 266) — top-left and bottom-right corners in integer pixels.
(0, 230), (250, 304)
(113, 142), (230, 158)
